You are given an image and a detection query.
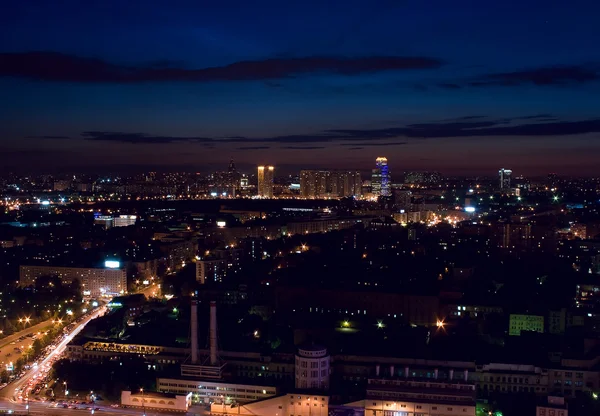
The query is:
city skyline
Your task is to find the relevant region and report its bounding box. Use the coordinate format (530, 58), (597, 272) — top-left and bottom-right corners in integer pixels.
(1, 1), (600, 175)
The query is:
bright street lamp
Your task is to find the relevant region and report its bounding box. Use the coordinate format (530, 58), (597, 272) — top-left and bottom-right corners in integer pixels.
(140, 388), (146, 416)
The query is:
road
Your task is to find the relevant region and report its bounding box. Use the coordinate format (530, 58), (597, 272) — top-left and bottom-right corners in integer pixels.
(0, 307), (107, 400)
(0, 400), (207, 415)
(137, 283), (161, 299)
(0, 320), (54, 371)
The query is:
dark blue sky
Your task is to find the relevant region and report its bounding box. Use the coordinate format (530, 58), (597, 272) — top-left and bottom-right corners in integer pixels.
(1, 0), (599, 175)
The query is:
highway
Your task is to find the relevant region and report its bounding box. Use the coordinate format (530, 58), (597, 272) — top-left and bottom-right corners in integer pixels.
(0, 320), (54, 372)
(0, 290), (195, 415)
(0, 307), (106, 401)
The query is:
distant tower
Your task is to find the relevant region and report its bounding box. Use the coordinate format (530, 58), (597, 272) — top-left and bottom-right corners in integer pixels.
(499, 168), (512, 190)
(372, 157), (390, 197)
(227, 159), (239, 197)
(257, 165), (274, 198)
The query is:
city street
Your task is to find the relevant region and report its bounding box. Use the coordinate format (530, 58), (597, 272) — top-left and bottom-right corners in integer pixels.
(0, 319), (54, 371)
(0, 307), (106, 400)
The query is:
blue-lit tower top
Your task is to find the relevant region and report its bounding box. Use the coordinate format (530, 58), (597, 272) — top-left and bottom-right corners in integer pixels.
(375, 157), (390, 196)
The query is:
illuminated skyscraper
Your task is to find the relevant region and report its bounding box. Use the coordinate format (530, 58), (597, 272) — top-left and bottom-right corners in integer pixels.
(371, 157), (390, 197)
(499, 168), (512, 190)
(300, 170), (361, 198)
(257, 165), (274, 198)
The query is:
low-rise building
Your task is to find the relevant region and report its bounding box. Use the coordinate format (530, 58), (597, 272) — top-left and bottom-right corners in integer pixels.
(157, 378), (277, 404)
(536, 396), (568, 416)
(211, 393), (329, 416)
(121, 390), (191, 413)
(477, 363), (548, 396)
(509, 314), (545, 336)
(345, 377), (476, 416)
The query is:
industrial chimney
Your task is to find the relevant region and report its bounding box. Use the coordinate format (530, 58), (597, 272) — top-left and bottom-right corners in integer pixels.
(210, 301), (218, 366)
(191, 300), (198, 364)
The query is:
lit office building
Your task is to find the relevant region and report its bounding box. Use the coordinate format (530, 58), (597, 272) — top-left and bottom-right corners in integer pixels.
(371, 157), (390, 197)
(19, 261), (127, 297)
(499, 168), (512, 190)
(113, 215), (137, 227)
(257, 165), (274, 198)
(300, 170), (361, 198)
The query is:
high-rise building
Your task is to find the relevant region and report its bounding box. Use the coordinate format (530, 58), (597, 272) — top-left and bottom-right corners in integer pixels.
(257, 165), (274, 198)
(499, 168), (512, 190)
(19, 263), (127, 297)
(299, 170), (361, 198)
(371, 157), (390, 197)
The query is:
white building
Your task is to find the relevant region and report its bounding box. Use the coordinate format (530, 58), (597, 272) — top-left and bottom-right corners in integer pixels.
(295, 345), (330, 390)
(19, 263), (127, 297)
(196, 258), (228, 284)
(212, 393), (329, 416)
(536, 396), (568, 416)
(346, 378), (476, 416)
(157, 378), (277, 404)
(121, 390), (191, 413)
(114, 215), (137, 227)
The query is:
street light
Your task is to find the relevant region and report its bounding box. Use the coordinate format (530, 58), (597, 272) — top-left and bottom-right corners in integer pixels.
(64, 381), (68, 399)
(140, 388), (146, 416)
(26, 398), (29, 416)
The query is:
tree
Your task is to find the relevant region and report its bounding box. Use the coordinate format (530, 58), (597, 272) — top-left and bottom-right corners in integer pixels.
(0, 370), (9, 383)
(32, 339), (43, 355)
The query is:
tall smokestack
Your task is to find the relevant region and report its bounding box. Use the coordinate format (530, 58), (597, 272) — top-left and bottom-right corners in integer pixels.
(191, 300), (198, 364)
(210, 301), (218, 366)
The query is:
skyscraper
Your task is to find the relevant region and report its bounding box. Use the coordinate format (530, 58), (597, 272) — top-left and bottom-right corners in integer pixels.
(300, 170), (361, 198)
(371, 157), (390, 197)
(257, 165), (274, 198)
(499, 168), (512, 190)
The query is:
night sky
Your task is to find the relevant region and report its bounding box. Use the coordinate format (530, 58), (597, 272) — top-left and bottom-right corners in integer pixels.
(1, 0), (599, 175)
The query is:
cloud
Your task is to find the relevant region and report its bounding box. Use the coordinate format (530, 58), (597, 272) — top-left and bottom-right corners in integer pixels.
(347, 147), (364, 150)
(438, 83), (461, 89)
(237, 146), (271, 150)
(340, 142), (407, 146)
(472, 65), (599, 86)
(81, 131), (213, 144)
(281, 146), (325, 150)
(39, 116), (600, 149)
(25, 135), (71, 139)
(0, 51), (443, 83)
(514, 114), (554, 120)
(330, 118), (600, 139)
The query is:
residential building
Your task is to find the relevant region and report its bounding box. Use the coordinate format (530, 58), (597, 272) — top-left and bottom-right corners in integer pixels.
(19, 263), (127, 296)
(257, 165), (274, 198)
(509, 314), (545, 336)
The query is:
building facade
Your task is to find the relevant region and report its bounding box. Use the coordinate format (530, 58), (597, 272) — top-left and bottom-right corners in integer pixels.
(295, 345), (330, 390)
(300, 170), (361, 198)
(499, 168), (512, 190)
(19, 264), (127, 296)
(372, 157), (390, 197)
(509, 314), (545, 336)
(257, 165), (274, 198)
